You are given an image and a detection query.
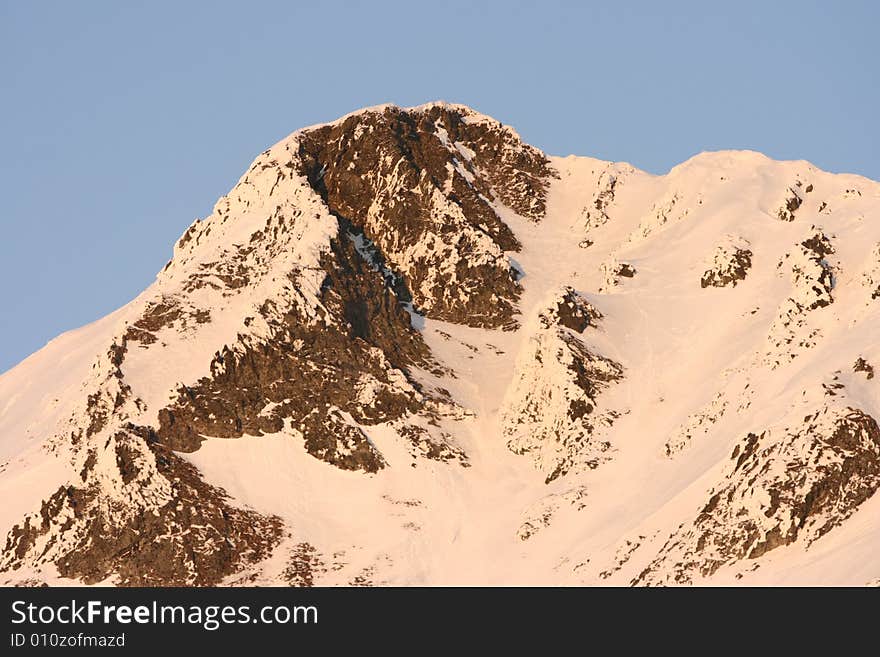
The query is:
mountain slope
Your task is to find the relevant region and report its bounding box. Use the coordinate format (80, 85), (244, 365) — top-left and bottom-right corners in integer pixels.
(2, 102), (879, 586)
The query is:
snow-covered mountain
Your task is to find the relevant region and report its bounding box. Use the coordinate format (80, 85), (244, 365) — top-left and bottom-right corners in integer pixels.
(2, 102), (879, 586)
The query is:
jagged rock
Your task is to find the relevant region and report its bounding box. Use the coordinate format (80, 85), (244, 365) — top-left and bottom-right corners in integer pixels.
(124, 297), (211, 346)
(283, 543), (325, 587)
(155, 229), (432, 472)
(599, 260), (637, 292)
(776, 186), (803, 222)
(296, 104), (555, 328)
(765, 233), (835, 366)
(396, 422), (468, 464)
(636, 407), (880, 585)
(701, 237), (752, 288)
(502, 288), (623, 482)
(854, 358), (875, 380)
(543, 286), (601, 333)
(801, 229), (835, 257)
(2, 426), (283, 586)
(581, 165), (632, 233)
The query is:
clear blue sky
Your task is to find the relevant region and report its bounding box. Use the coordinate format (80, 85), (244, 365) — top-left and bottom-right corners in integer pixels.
(1, 1), (878, 373)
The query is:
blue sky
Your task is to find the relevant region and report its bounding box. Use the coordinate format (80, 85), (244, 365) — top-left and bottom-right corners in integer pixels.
(1, 1), (878, 373)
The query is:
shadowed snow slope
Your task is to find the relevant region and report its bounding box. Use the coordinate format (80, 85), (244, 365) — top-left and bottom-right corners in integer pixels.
(2, 103), (880, 586)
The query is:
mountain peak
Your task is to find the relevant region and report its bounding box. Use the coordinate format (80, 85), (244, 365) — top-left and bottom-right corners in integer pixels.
(291, 101), (515, 137)
(2, 105), (880, 587)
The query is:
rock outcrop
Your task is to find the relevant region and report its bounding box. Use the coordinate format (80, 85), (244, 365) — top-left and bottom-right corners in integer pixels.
(501, 288), (623, 482)
(636, 406), (880, 585)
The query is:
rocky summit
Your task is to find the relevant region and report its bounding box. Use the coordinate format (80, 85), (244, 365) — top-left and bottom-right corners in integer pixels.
(2, 102), (880, 586)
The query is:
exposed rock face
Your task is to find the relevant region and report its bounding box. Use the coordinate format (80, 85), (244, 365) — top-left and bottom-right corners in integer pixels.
(791, 230), (835, 311)
(599, 259), (637, 292)
(701, 237), (752, 288)
(636, 406), (880, 585)
(395, 421), (468, 464)
(854, 357), (875, 380)
(3, 323), (287, 585)
(765, 230), (836, 366)
(550, 287), (597, 333)
(282, 543), (325, 587)
(296, 104), (555, 328)
(155, 230), (433, 472)
(145, 136), (452, 475)
(801, 230), (834, 258)
(125, 297), (211, 347)
(2, 424), (284, 586)
(776, 185), (804, 222)
(581, 166), (630, 233)
(502, 287), (623, 482)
